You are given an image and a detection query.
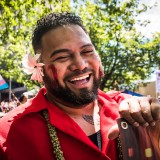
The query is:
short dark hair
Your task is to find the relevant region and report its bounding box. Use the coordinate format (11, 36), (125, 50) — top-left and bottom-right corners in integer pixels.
(32, 12), (87, 53)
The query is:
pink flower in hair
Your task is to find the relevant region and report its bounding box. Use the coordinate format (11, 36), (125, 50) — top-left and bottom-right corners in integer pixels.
(22, 54), (44, 82)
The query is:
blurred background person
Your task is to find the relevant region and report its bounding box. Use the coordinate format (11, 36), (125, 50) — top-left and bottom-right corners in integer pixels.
(18, 94), (28, 105)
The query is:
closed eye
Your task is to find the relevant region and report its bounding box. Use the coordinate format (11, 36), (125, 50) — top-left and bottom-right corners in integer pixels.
(54, 56), (70, 62)
(81, 50), (94, 54)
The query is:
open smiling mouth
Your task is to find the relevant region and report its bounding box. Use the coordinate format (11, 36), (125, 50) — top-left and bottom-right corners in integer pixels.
(68, 74), (91, 85)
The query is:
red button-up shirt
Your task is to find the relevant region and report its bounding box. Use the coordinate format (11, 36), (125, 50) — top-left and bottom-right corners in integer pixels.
(0, 88), (130, 160)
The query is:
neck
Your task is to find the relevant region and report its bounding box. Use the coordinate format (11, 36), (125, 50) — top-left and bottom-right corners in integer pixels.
(46, 93), (101, 135)
(45, 92), (96, 116)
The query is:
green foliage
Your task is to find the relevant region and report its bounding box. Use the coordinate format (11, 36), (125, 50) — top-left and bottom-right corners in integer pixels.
(72, 0), (160, 91)
(0, 0), (160, 91)
(0, 0), (72, 89)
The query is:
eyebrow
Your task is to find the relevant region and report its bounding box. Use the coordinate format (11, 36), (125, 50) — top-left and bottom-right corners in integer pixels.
(80, 43), (93, 49)
(50, 43), (93, 58)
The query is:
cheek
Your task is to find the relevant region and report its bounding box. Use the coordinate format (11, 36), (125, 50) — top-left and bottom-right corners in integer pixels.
(46, 64), (58, 88)
(50, 65), (58, 80)
(47, 64), (66, 87)
(46, 64), (59, 80)
(92, 55), (104, 77)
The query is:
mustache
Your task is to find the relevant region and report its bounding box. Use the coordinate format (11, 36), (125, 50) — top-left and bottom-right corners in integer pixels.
(64, 68), (94, 81)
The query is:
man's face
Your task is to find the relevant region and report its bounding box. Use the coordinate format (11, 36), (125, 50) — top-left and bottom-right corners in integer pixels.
(41, 25), (103, 107)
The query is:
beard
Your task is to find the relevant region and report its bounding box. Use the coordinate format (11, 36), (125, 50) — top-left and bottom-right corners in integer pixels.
(43, 69), (101, 106)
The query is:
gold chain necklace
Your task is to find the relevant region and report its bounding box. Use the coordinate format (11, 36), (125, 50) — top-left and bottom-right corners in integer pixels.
(43, 110), (65, 160)
(43, 110), (123, 160)
(116, 136), (123, 160)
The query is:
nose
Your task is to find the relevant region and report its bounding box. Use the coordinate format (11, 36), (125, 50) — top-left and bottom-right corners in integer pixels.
(69, 55), (88, 71)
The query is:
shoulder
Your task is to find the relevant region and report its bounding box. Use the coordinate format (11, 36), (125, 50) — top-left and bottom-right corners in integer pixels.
(0, 87), (48, 130)
(0, 105), (46, 143)
(0, 104), (28, 143)
(0, 109), (48, 160)
(98, 89), (131, 104)
(0, 88), (47, 145)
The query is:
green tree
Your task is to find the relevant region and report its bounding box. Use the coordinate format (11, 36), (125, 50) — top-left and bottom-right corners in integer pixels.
(0, 0), (160, 91)
(72, 0), (160, 91)
(0, 0), (71, 89)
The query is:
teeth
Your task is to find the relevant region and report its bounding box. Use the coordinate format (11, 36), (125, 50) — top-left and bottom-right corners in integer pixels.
(70, 75), (89, 81)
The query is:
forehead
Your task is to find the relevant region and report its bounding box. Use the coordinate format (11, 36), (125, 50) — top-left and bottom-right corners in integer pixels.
(41, 25), (92, 51)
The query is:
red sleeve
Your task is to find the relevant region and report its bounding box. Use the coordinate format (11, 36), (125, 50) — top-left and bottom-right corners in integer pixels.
(105, 90), (132, 104)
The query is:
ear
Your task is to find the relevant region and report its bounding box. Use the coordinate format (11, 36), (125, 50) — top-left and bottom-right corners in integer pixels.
(96, 53), (104, 78)
(36, 50), (43, 63)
